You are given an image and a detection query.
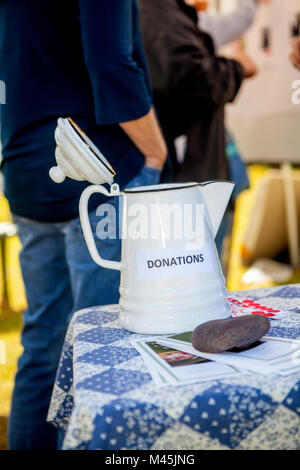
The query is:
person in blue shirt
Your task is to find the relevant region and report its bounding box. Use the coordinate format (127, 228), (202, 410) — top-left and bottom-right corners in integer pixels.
(0, 0), (167, 449)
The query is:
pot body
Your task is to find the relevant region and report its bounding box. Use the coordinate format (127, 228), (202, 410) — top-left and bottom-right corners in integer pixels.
(117, 183), (230, 334)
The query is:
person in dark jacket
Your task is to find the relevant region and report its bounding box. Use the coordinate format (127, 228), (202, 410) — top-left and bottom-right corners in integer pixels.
(139, 0), (256, 183)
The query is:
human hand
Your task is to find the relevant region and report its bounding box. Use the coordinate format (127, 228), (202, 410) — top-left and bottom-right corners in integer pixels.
(120, 107), (167, 170)
(233, 50), (258, 79)
(290, 37), (300, 71)
(184, 0), (209, 11)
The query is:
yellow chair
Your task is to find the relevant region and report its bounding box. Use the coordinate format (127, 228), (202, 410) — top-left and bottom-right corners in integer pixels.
(0, 195), (27, 312)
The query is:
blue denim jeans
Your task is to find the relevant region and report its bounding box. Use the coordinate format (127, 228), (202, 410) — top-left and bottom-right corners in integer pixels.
(8, 165), (161, 450)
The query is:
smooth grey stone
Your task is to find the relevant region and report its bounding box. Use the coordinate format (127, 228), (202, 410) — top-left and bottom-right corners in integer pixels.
(191, 315), (271, 354)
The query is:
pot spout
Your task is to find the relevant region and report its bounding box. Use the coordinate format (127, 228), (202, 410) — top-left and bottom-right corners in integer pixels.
(200, 181), (235, 238)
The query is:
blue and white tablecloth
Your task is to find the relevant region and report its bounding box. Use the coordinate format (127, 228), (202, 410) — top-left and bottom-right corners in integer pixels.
(48, 284), (300, 450)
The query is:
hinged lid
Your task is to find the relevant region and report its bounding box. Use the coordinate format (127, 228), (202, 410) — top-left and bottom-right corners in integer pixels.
(49, 117), (116, 185)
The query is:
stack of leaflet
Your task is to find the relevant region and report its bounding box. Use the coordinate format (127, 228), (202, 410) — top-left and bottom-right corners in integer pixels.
(131, 338), (245, 387)
(155, 333), (300, 378)
(132, 334), (300, 387)
(131, 297), (300, 387)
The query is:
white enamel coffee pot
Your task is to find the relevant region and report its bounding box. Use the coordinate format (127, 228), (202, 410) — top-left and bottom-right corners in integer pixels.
(50, 118), (234, 334)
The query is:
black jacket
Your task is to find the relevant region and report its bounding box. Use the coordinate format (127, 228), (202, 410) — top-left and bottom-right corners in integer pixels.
(139, 0), (244, 182)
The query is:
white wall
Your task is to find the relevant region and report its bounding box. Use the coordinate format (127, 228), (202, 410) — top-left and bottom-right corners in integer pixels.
(222, 0), (300, 163)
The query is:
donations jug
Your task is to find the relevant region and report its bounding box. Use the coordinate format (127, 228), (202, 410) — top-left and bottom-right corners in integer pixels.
(50, 118), (234, 334)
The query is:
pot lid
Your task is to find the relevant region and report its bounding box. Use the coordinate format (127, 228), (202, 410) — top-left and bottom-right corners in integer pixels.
(49, 117), (116, 185)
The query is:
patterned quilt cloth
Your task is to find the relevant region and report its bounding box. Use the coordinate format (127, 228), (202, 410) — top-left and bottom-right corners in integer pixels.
(48, 284), (300, 450)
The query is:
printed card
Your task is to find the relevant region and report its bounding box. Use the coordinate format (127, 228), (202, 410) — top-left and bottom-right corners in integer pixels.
(228, 296), (288, 319)
(132, 338), (243, 386)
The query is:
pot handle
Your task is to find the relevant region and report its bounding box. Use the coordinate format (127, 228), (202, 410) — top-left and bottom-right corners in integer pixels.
(79, 184), (123, 271)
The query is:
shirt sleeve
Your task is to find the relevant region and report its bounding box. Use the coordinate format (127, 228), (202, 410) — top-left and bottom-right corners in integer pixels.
(78, 0), (152, 125)
(198, 0), (258, 49)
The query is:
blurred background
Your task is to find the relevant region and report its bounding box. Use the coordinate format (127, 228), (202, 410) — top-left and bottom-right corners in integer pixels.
(0, 0), (299, 449)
